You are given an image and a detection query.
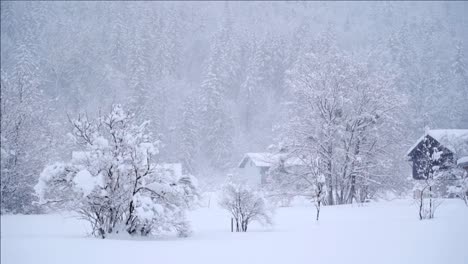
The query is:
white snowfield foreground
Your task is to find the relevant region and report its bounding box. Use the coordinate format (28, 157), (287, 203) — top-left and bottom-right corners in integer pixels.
(2, 199), (467, 264)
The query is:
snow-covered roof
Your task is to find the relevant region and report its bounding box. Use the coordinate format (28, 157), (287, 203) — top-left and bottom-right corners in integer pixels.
(156, 163), (183, 177)
(238, 152), (305, 168)
(71, 151), (90, 161)
(406, 129), (468, 156)
(457, 156), (468, 166)
(239, 153), (275, 167)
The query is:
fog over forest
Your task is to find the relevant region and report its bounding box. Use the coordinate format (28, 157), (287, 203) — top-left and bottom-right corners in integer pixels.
(1, 1), (467, 213)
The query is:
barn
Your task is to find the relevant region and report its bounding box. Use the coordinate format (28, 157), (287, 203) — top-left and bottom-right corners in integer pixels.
(407, 129), (468, 180)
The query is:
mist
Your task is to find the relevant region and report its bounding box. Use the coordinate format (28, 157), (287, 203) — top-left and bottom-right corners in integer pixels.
(1, 3), (468, 262)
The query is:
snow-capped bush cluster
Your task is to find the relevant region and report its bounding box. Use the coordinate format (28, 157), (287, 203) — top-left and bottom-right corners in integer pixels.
(445, 166), (468, 206)
(35, 105), (198, 238)
(448, 177), (468, 206)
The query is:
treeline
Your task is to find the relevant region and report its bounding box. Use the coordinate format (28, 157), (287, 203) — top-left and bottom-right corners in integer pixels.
(1, 2), (467, 213)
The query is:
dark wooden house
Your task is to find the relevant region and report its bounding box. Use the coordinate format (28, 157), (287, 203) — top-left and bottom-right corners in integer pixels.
(407, 129), (468, 180)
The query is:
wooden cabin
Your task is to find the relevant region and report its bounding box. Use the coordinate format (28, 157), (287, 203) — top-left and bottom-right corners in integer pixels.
(407, 129), (468, 180)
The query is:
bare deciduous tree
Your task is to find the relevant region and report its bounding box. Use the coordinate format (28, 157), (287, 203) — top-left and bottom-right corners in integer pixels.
(285, 42), (402, 205)
(219, 182), (272, 232)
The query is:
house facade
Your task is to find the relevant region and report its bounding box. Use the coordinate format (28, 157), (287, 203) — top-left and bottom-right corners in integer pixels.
(407, 129), (468, 180)
(457, 156), (468, 173)
(237, 152), (304, 186)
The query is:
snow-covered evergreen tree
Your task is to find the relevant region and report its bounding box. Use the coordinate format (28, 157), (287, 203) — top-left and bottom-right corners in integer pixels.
(198, 39), (236, 170)
(449, 40), (468, 127)
(178, 95), (200, 174)
(0, 40), (52, 213)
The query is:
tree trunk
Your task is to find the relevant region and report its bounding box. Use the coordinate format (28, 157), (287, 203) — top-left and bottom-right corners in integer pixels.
(429, 186), (433, 219)
(241, 220), (248, 232)
(326, 144), (334, 205)
(99, 228), (106, 239)
(418, 194), (423, 220)
(316, 200), (321, 221)
(348, 175), (356, 204)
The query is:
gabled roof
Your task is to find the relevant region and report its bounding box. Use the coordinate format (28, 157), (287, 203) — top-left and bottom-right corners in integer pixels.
(72, 151), (90, 161)
(238, 152), (305, 168)
(406, 129), (468, 156)
(156, 163), (183, 177)
(238, 153), (276, 168)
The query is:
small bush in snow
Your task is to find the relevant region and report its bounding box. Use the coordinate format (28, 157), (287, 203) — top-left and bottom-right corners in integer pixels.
(219, 182), (273, 232)
(445, 169), (468, 207)
(448, 178), (468, 206)
(35, 105), (198, 238)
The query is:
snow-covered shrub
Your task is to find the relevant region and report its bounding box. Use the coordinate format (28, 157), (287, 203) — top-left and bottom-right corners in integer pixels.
(1, 70), (50, 214)
(219, 182), (273, 232)
(448, 180), (468, 206)
(446, 167), (468, 206)
(35, 105), (198, 238)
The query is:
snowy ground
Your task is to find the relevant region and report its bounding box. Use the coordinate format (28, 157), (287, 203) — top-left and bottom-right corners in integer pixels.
(2, 199), (467, 264)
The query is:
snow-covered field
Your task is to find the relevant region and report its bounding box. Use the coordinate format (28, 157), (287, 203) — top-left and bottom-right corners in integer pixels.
(2, 199), (467, 264)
